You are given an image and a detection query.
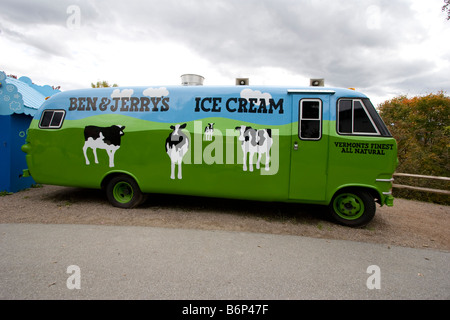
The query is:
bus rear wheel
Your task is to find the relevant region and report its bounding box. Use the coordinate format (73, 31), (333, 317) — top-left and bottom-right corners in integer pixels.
(329, 190), (375, 227)
(105, 175), (145, 208)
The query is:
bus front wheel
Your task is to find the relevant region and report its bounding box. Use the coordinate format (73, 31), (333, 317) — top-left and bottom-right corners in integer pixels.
(329, 189), (376, 227)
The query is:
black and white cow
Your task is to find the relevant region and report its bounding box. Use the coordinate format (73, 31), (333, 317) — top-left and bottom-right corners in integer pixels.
(235, 126), (258, 172)
(255, 128), (272, 171)
(204, 123), (214, 141)
(165, 123), (189, 179)
(235, 125), (273, 172)
(83, 125), (125, 168)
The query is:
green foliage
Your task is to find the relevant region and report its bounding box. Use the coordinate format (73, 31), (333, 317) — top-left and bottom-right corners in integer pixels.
(443, 0), (450, 20)
(379, 92), (450, 204)
(91, 81), (118, 88)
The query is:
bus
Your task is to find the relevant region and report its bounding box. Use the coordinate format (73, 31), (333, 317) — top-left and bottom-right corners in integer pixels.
(22, 84), (397, 227)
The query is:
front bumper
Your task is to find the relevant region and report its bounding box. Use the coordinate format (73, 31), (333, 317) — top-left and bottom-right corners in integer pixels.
(384, 194), (394, 206)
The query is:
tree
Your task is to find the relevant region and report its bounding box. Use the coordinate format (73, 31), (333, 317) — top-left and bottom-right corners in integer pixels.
(443, 0), (450, 20)
(378, 92), (450, 204)
(91, 81), (118, 88)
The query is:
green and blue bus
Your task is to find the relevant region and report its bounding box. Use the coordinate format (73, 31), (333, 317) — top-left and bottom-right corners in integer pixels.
(22, 85), (397, 227)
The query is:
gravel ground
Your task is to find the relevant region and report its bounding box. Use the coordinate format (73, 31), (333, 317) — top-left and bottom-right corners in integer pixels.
(1, 184), (449, 251)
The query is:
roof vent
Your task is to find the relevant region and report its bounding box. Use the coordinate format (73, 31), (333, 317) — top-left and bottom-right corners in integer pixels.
(236, 78), (249, 86)
(181, 74), (204, 86)
(310, 78), (325, 87)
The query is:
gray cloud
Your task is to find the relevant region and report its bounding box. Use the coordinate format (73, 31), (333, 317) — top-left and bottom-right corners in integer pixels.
(0, 0), (68, 25)
(163, 0), (440, 93)
(0, 0), (101, 57)
(1, 0), (448, 100)
(0, 0), (100, 26)
(95, 0), (432, 81)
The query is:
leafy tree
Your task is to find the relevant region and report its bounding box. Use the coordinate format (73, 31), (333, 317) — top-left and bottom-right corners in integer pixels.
(91, 81), (118, 88)
(378, 92), (450, 204)
(443, 0), (450, 20)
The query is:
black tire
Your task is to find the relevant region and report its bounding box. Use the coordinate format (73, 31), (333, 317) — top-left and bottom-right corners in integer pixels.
(329, 189), (376, 227)
(105, 174), (145, 209)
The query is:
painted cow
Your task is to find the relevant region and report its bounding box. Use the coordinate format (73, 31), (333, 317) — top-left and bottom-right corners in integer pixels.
(255, 128), (272, 171)
(165, 123), (189, 179)
(204, 123), (214, 141)
(235, 125), (273, 172)
(83, 125), (125, 168)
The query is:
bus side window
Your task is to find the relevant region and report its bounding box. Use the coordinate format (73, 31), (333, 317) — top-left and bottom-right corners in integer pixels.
(354, 100), (377, 133)
(39, 110), (66, 129)
(338, 100), (352, 133)
(299, 99), (322, 140)
(337, 99), (379, 135)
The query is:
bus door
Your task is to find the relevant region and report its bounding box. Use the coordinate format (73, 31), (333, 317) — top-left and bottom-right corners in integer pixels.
(288, 93), (330, 201)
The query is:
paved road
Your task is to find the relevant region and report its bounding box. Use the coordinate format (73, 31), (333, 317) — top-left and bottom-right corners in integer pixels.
(0, 223), (449, 300)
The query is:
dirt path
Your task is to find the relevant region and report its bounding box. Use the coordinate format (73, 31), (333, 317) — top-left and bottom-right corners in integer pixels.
(1, 185), (449, 251)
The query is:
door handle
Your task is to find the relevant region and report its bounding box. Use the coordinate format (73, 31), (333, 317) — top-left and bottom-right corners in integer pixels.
(293, 141), (298, 151)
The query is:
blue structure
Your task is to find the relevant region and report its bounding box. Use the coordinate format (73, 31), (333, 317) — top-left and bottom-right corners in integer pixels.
(0, 71), (60, 192)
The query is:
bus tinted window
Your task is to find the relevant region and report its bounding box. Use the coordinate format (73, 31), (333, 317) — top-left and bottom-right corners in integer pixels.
(40, 111), (53, 127)
(39, 110), (65, 129)
(299, 99), (321, 140)
(338, 99), (379, 135)
(338, 100), (352, 133)
(354, 101), (377, 133)
(362, 98), (392, 137)
(50, 111), (64, 127)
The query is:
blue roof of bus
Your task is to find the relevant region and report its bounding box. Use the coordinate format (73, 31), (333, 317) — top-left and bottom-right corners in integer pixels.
(39, 85), (369, 126)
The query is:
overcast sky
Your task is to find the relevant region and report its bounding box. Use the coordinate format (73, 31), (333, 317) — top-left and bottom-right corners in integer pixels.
(1, 0), (449, 106)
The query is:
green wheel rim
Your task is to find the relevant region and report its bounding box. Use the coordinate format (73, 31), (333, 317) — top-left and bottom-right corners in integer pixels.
(113, 182), (134, 204)
(333, 193), (365, 220)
